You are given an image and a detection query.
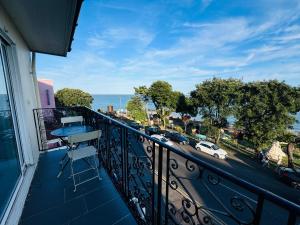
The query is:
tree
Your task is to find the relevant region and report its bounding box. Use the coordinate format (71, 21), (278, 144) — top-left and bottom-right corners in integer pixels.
(175, 93), (196, 133)
(148, 81), (176, 128)
(134, 86), (151, 124)
(55, 88), (93, 108)
(191, 78), (242, 143)
(126, 96), (147, 122)
(287, 143), (295, 169)
(235, 80), (300, 151)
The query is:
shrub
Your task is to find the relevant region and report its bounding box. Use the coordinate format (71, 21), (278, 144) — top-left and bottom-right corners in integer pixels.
(174, 126), (184, 133)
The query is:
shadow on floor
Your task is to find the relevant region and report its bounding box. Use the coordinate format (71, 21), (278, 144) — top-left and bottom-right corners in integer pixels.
(19, 149), (137, 225)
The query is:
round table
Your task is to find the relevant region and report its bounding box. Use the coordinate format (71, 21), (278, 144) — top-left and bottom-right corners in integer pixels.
(51, 125), (94, 137)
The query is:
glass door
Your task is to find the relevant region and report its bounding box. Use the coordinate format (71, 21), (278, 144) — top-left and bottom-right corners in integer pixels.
(0, 39), (22, 221)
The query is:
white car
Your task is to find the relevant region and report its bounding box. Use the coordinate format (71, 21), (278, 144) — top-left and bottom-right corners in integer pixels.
(195, 141), (227, 159)
(151, 134), (174, 147)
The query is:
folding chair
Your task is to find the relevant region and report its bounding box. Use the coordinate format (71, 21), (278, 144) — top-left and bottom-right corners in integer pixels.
(61, 116), (84, 126)
(59, 115), (84, 145)
(57, 116), (84, 172)
(67, 130), (102, 191)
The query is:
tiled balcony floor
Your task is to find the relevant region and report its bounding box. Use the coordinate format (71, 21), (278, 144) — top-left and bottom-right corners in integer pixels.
(19, 149), (137, 225)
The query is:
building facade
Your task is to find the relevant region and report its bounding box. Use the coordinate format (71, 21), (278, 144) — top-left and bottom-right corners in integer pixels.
(0, 1), (82, 224)
(38, 79), (56, 109)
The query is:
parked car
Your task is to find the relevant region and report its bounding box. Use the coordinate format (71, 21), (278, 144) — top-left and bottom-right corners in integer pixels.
(195, 141), (228, 159)
(145, 126), (161, 135)
(195, 133), (207, 141)
(164, 131), (189, 145)
(277, 167), (300, 189)
(128, 121), (143, 130)
(150, 134), (174, 147)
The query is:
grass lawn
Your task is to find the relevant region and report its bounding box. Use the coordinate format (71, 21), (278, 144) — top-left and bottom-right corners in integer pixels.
(219, 138), (300, 168)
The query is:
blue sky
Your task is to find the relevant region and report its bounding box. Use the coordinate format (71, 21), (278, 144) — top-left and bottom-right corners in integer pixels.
(37, 0), (300, 94)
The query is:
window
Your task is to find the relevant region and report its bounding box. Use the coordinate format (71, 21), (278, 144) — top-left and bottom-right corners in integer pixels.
(0, 38), (22, 221)
(212, 145), (220, 150)
(46, 89), (50, 105)
(200, 143), (209, 148)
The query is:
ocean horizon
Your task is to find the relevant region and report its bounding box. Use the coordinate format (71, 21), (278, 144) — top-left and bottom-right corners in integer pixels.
(92, 94), (300, 132)
(92, 94), (133, 112)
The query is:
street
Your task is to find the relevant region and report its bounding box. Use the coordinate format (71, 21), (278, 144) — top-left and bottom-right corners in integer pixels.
(125, 131), (300, 225)
(175, 142), (300, 204)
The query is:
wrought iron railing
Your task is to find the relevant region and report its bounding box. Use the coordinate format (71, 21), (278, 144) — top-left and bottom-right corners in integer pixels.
(33, 107), (300, 225)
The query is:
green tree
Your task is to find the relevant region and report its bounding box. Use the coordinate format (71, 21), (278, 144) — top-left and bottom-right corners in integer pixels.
(126, 96), (147, 122)
(55, 88), (93, 108)
(191, 78), (242, 143)
(134, 86), (151, 124)
(175, 93), (196, 132)
(148, 81), (176, 128)
(236, 80), (300, 151)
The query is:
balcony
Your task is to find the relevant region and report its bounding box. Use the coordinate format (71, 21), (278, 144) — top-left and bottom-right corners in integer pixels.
(19, 149), (137, 225)
(28, 107), (300, 225)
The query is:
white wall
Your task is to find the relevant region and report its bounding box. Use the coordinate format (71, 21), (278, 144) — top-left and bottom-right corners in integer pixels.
(0, 5), (40, 225)
(0, 5), (39, 164)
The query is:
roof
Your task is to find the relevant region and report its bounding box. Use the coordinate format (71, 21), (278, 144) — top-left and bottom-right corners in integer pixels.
(0, 0), (83, 56)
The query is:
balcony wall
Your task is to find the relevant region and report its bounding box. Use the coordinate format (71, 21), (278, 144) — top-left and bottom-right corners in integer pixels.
(0, 5), (40, 164)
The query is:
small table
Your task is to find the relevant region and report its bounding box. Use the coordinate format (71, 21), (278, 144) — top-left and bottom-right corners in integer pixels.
(51, 125), (94, 178)
(51, 125), (94, 138)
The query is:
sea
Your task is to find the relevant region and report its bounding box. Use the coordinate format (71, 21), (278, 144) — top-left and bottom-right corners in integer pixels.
(92, 94), (133, 112)
(91, 94), (300, 133)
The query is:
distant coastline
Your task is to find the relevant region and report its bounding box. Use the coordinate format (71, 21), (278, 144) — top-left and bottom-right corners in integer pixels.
(92, 94), (133, 112)
(92, 94), (300, 132)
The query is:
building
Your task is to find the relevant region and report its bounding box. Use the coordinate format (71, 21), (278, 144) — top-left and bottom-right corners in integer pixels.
(1, 1), (300, 225)
(38, 79), (56, 109)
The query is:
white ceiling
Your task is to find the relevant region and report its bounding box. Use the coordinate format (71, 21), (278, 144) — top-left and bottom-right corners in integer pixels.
(0, 0), (82, 56)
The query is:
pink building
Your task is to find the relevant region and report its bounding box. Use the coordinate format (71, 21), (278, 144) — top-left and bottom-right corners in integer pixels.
(38, 79), (56, 108)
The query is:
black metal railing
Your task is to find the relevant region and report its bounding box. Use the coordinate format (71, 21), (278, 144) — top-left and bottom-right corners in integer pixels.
(33, 107), (300, 225)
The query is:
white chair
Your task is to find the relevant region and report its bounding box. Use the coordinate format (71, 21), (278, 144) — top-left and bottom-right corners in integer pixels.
(60, 116), (84, 143)
(67, 130), (102, 191)
(61, 116), (83, 126)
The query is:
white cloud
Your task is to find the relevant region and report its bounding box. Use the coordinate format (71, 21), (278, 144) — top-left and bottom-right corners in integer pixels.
(200, 0), (212, 12)
(87, 28), (154, 49)
(95, 2), (140, 13)
(274, 33), (300, 42)
(87, 35), (110, 48)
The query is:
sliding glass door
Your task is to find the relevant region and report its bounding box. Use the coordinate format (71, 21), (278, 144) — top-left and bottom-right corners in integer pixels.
(0, 39), (22, 220)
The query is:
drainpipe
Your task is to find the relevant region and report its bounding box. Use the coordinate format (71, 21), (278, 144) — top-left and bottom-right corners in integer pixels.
(30, 52), (47, 159)
(31, 52), (42, 108)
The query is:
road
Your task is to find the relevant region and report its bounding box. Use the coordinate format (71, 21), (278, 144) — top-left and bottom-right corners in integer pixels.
(124, 132), (300, 225)
(176, 142), (300, 204)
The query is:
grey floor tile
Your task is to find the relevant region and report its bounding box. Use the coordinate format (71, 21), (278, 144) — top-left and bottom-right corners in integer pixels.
(20, 197), (86, 225)
(69, 197), (134, 225)
(112, 214), (138, 225)
(84, 184), (120, 211)
(19, 150), (137, 225)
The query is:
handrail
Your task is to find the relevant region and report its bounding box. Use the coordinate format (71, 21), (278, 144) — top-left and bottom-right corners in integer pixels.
(80, 106), (300, 213)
